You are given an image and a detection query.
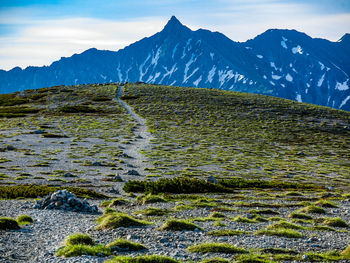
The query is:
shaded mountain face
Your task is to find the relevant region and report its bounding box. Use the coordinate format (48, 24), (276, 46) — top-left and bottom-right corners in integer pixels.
(1, 16), (349, 110)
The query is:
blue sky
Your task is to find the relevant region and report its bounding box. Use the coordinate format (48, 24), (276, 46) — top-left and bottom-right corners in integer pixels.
(0, 0), (349, 70)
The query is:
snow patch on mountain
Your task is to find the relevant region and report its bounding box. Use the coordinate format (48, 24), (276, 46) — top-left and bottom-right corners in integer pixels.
(296, 94), (302, 102)
(151, 48), (161, 66)
(182, 38), (192, 59)
(340, 95), (350, 108)
(319, 61), (325, 71)
(193, 76), (202, 86)
(281, 37), (288, 49)
(218, 70), (234, 88)
(336, 80), (349, 91)
(286, 74), (293, 82)
(183, 54), (196, 83)
(172, 44), (179, 59)
(207, 65), (216, 83)
(292, 45), (303, 54)
(318, 74), (325, 87)
(272, 74), (282, 80)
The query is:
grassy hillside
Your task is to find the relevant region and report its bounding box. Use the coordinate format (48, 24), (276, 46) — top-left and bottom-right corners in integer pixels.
(1, 83), (350, 263)
(123, 83), (350, 190)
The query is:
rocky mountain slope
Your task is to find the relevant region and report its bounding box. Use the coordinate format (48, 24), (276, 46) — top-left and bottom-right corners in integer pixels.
(0, 16), (349, 110)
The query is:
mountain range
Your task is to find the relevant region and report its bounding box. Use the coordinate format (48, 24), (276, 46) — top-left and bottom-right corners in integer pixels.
(1, 16), (349, 111)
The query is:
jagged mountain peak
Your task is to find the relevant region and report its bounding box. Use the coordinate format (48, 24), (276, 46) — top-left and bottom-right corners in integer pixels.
(161, 16), (190, 34)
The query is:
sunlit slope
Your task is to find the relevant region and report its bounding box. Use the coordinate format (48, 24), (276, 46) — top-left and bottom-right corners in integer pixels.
(123, 83), (350, 190)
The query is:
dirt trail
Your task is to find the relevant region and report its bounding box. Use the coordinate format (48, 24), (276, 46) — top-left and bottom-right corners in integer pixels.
(116, 85), (154, 174)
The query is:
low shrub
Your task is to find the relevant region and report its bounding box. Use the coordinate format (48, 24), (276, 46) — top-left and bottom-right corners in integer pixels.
(123, 177), (317, 194)
(0, 185), (108, 199)
(123, 177), (232, 194)
(58, 105), (99, 113)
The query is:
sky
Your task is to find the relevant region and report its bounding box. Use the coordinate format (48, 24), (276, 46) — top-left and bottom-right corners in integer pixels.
(0, 0), (349, 70)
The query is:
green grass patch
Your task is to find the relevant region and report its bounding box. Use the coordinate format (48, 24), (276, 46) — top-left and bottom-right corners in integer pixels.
(16, 215), (34, 225)
(323, 217), (349, 228)
(134, 207), (170, 216)
(96, 212), (151, 230)
(64, 233), (94, 246)
(256, 228), (303, 238)
(159, 219), (201, 231)
(106, 239), (147, 251)
(56, 244), (110, 257)
(105, 255), (180, 263)
(187, 242), (248, 254)
(207, 229), (246, 236)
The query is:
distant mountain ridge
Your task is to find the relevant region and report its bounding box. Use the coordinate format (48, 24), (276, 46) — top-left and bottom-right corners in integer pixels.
(1, 16), (350, 110)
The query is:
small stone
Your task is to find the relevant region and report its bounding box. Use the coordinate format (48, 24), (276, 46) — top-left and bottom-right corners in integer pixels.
(33, 130), (46, 134)
(126, 170), (140, 176)
(92, 162), (102, 166)
(63, 173), (75, 177)
(206, 175), (218, 184)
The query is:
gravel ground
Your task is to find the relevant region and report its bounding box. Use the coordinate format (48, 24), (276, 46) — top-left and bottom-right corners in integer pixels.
(1, 196), (350, 263)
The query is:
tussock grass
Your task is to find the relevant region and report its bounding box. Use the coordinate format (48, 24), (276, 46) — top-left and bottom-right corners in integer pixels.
(96, 213), (151, 230)
(56, 244), (110, 257)
(105, 255), (180, 263)
(16, 215), (34, 225)
(64, 233), (94, 246)
(256, 228), (303, 238)
(187, 242), (248, 254)
(106, 239), (147, 251)
(207, 229), (246, 236)
(159, 219), (201, 231)
(323, 217), (349, 228)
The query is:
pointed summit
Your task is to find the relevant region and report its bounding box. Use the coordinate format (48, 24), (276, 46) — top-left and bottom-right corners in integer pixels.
(339, 33), (350, 43)
(161, 16), (189, 33)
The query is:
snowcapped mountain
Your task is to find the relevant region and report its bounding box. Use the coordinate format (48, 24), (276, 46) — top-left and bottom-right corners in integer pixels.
(1, 16), (349, 110)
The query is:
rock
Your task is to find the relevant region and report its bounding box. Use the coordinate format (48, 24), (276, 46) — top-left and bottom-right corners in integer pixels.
(206, 175), (218, 184)
(121, 153), (133, 158)
(33, 130), (46, 134)
(126, 170), (140, 176)
(63, 173), (75, 177)
(33, 190), (100, 214)
(92, 162), (102, 166)
(159, 238), (169, 243)
(114, 175), (123, 182)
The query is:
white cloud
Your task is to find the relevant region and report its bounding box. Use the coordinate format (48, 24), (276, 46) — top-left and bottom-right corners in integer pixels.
(0, 17), (163, 70)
